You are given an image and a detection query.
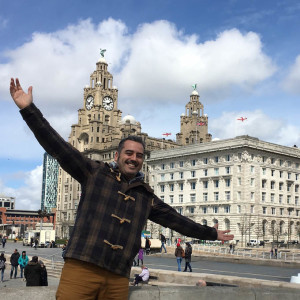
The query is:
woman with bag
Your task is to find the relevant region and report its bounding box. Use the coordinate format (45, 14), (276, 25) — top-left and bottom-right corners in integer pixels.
(183, 242), (192, 272)
(174, 243), (184, 271)
(0, 252), (6, 282)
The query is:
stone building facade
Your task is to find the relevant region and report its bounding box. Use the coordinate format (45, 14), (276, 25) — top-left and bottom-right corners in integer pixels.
(146, 135), (300, 245)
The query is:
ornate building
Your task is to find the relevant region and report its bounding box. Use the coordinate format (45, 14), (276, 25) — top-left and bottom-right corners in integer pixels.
(176, 88), (212, 145)
(55, 55), (181, 238)
(146, 135), (300, 245)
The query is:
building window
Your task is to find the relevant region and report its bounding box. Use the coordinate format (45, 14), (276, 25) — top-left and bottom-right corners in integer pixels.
(279, 194), (283, 204)
(262, 168), (266, 175)
(224, 206), (230, 213)
(203, 181), (208, 189)
(170, 162), (174, 169)
(191, 159), (196, 166)
(225, 191), (231, 201)
(190, 194), (196, 202)
(295, 196), (299, 205)
(237, 191), (241, 200)
(179, 194), (183, 203)
(190, 182), (196, 190)
(214, 192), (219, 201)
(203, 169), (208, 176)
(251, 192), (254, 200)
(287, 195), (291, 204)
(271, 170), (275, 176)
(160, 185), (165, 193)
(237, 165), (241, 172)
(251, 205), (254, 213)
(225, 167), (230, 174)
(262, 192), (266, 203)
(170, 184), (174, 191)
(202, 207), (207, 214)
(263, 207), (267, 214)
(161, 164), (165, 170)
(191, 171), (196, 177)
(226, 155), (230, 162)
(238, 178), (242, 185)
(271, 181), (275, 189)
(279, 182), (283, 191)
(288, 173), (291, 179)
(214, 180), (219, 188)
(251, 178), (255, 187)
(179, 183), (184, 191)
(287, 184), (291, 192)
(160, 174), (165, 181)
(271, 207), (276, 215)
(179, 161), (184, 167)
(280, 171), (283, 178)
(271, 193), (275, 203)
(214, 168), (219, 175)
(215, 156), (219, 163)
(262, 180), (267, 188)
(213, 206), (218, 213)
(296, 185), (299, 192)
(169, 195), (174, 204)
(225, 179), (231, 187)
(251, 166), (255, 173)
(280, 208), (284, 215)
(203, 158), (208, 164)
(203, 193), (208, 202)
(170, 173), (174, 180)
(179, 172), (184, 179)
(189, 207), (195, 214)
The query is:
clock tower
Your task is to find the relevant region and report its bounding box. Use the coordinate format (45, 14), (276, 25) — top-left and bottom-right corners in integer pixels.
(176, 87), (212, 145)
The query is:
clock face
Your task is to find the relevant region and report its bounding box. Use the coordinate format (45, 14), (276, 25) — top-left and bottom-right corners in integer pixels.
(102, 96), (114, 111)
(85, 95), (94, 110)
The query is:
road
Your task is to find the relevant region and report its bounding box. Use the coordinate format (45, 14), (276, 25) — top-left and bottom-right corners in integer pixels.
(1, 242), (299, 283)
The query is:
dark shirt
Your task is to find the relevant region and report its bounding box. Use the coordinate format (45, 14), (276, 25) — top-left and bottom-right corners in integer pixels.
(24, 262), (42, 286)
(10, 252), (20, 266)
(20, 103), (217, 278)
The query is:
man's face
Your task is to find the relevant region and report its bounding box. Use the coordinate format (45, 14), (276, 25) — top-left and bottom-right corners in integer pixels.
(114, 140), (144, 180)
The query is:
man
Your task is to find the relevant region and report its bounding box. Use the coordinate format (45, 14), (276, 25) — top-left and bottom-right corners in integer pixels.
(10, 78), (234, 299)
(160, 233), (167, 253)
(1, 237), (6, 248)
(24, 256), (42, 286)
(10, 249), (20, 279)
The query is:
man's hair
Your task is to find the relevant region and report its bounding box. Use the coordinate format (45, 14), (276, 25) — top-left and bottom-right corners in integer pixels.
(32, 256), (38, 263)
(117, 136), (145, 154)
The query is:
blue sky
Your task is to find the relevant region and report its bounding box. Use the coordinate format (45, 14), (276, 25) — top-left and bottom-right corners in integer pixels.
(0, 0), (300, 209)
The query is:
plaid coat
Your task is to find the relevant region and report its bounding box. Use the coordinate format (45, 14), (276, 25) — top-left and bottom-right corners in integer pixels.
(21, 103), (217, 278)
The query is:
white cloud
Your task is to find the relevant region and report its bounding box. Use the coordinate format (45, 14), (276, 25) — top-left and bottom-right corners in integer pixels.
(210, 110), (300, 146)
(0, 165), (42, 210)
(282, 54), (300, 94)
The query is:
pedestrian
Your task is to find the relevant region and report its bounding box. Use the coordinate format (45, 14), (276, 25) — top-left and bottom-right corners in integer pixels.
(10, 248), (20, 279)
(183, 242), (192, 272)
(274, 248), (278, 259)
(229, 243), (233, 254)
(145, 237), (151, 255)
(137, 248), (144, 266)
(160, 233), (167, 253)
(131, 265), (149, 286)
(34, 238), (39, 249)
(18, 251), (29, 279)
(24, 256), (42, 286)
(175, 243), (184, 271)
(0, 252), (6, 282)
(62, 243), (67, 258)
(9, 78), (233, 299)
(2, 237), (6, 248)
(39, 260), (48, 286)
(270, 248), (274, 258)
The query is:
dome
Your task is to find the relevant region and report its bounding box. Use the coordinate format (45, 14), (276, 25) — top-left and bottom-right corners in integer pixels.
(191, 90), (199, 96)
(122, 114), (137, 125)
(98, 57), (107, 63)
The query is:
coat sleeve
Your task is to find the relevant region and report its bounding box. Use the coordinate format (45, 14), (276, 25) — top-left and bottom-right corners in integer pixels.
(20, 103), (97, 184)
(148, 196), (218, 241)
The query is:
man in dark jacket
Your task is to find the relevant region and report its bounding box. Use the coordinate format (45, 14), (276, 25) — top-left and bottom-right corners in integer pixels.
(10, 249), (20, 279)
(24, 256), (42, 286)
(10, 78), (234, 299)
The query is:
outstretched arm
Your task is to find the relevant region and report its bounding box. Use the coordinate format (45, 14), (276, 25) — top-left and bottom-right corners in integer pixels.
(10, 78), (33, 109)
(214, 223), (234, 241)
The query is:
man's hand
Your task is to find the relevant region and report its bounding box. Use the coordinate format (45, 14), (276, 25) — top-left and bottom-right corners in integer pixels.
(214, 223), (234, 241)
(10, 78), (33, 109)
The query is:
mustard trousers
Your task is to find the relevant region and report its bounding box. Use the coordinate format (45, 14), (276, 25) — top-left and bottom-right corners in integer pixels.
(56, 258), (129, 300)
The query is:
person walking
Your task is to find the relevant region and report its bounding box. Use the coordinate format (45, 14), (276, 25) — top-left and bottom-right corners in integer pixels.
(24, 256), (42, 286)
(0, 252), (6, 282)
(145, 237), (151, 255)
(175, 243), (184, 271)
(10, 248), (20, 279)
(39, 260), (48, 286)
(34, 238), (39, 249)
(183, 242), (192, 272)
(137, 248), (144, 266)
(1, 237), (6, 248)
(9, 78), (233, 299)
(160, 233), (167, 253)
(18, 251), (29, 279)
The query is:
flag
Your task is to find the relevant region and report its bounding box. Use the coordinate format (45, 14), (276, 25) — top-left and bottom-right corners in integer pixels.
(162, 133), (171, 136)
(197, 122), (206, 126)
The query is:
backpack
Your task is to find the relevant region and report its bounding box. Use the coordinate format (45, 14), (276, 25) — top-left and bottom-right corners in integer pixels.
(0, 260), (5, 269)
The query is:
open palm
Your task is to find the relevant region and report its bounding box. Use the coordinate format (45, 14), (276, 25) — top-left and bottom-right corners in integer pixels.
(10, 78), (33, 109)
